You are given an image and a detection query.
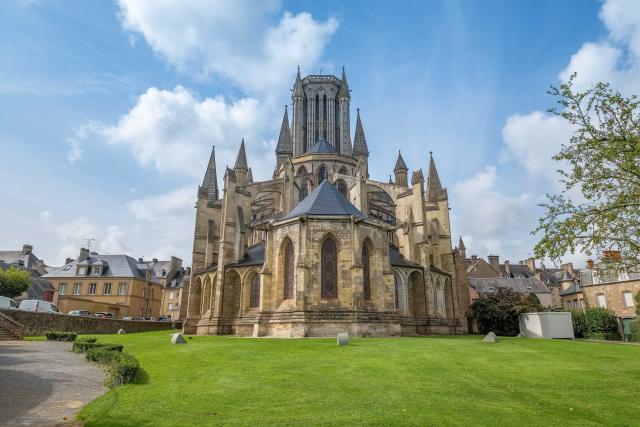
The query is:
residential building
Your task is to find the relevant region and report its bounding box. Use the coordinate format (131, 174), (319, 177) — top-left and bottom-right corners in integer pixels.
(43, 248), (163, 317)
(145, 257), (190, 321)
(0, 244), (54, 301)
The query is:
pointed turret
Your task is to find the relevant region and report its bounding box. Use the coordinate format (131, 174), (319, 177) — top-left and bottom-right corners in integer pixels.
(338, 66), (350, 99)
(427, 152), (447, 202)
(457, 236), (466, 258)
(352, 109), (369, 157)
(234, 139), (249, 185)
(276, 106), (293, 155)
(248, 167), (253, 183)
(199, 146), (219, 201)
(394, 150), (408, 187)
(292, 66), (304, 99)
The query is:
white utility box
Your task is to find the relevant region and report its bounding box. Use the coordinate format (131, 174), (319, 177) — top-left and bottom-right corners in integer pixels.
(519, 312), (574, 339)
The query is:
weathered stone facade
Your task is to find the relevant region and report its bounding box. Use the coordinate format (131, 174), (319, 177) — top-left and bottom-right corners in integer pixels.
(185, 69), (470, 337)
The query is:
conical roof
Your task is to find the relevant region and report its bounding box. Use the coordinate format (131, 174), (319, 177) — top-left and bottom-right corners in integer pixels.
(276, 106), (293, 155)
(200, 146), (218, 201)
(284, 180), (364, 219)
(427, 152), (447, 202)
(353, 109), (369, 157)
(394, 150), (408, 171)
(234, 139), (248, 170)
(458, 236), (466, 250)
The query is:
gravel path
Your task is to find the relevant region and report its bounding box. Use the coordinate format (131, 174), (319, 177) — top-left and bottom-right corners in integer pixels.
(0, 340), (107, 426)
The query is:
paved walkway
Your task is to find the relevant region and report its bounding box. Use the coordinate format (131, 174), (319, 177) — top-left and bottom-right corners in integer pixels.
(0, 340), (107, 426)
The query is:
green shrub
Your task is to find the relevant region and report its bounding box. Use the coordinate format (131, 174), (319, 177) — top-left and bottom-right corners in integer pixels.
(76, 336), (97, 343)
(105, 353), (140, 387)
(629, 317), (640, 342)
(86, 347), (121, 364)
(570, 308), (619, 340)
(72, 341), (123, 353)
(469, 288), (543, 336)
(45, 331), (77, 342)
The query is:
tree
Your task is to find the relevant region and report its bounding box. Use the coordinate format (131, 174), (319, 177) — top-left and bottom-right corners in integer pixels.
(0, 267), (31, 298)
(635, 291), (640, 316)
(534, 74), (640, 272)
(469, 288), (542, 336)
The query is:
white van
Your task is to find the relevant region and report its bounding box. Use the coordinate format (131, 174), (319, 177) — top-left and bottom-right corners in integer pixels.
(0, 296), (19, 309)
(19, 299), (60, 314)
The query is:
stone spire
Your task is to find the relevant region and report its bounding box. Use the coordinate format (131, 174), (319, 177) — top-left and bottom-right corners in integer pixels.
(427, 152), (447, 202)
(276, 105), (293, 155)
(248, 167), (253, 183)
(338, 66), (350, 99)
(394, 150), (408, 187)
(352, 109), (369, 157)
(457, 236), (466, 258)
(292, 66), (304, 99)
(234, 139), (249, 185)
(200, 146), (218, 201)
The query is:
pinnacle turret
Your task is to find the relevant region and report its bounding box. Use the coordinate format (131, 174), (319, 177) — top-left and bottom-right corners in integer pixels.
(338, 66), (350, 99)
(276, 105), (293, 155)
(234, 138), (248, 170)
(200, 146), (218, 201)
(352, 109), (369, 157)
(292, 66), (304, 99)
(394, 150), (408, 171)
(427, 152), (447, 202)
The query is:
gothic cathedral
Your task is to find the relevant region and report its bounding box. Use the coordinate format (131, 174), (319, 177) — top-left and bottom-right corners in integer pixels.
(184, 68), (470, 337)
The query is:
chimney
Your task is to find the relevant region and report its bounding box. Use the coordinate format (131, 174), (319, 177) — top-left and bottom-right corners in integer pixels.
(586, 259), (594, 269)
(138, 257), (144, 263)
(170, 256), (182, 270)
(78, 248), (90, 261)
(471, 255), (478, 261)
(504, 260), (511, 276)
(525, 257), (536, 273)
(22, 244), (33, 255)
(561, 262), (574, 275)
(65, 257), (73, 265)
(152, 258), (158, 263)
(488, 255), (499, 273)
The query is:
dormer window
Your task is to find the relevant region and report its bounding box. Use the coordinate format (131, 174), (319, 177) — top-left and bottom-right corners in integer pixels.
(92, 266), (101, 274)
(77, 266), (87, 276)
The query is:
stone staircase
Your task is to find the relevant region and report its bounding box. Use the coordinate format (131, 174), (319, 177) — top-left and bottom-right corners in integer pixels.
(0, 324), (18, 341)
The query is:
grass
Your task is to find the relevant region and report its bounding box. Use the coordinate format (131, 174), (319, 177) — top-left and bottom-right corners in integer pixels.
(76, 331), (640, 426)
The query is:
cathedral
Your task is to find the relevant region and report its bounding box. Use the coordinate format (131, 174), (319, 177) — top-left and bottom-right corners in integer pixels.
(183, 68), (470, 337)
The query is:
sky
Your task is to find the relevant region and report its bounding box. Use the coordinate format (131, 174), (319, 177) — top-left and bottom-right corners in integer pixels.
(1, 0), (639, 267)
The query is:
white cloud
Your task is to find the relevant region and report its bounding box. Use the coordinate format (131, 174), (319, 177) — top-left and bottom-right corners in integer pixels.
(81, 85), (275, 180)
(117, 0), (338, 95)
(452, 166), (535, 261)
(502, 111), (573, 187)
(560, 0), (640, 93)
(67, 138), (83, 163)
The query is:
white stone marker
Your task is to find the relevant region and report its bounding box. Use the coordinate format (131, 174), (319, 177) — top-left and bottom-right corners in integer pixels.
(482, 331), (497, 343)
(171, 333), (187, 344)
(337, 332), (349, 346)
(117, 329), (127, 334)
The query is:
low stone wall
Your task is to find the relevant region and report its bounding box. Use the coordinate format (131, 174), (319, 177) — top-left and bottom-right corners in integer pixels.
(0, 308), (179, 336)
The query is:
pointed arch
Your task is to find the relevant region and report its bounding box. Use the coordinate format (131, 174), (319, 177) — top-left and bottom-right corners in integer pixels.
(321, 235), (338, 299)
(282, 238), (294, 299)
(335, 179), (348, 197)
(338, 166), (348, 175)
(296, 165), (308, 176)
(435, 276), (446, 317)
(317, 164), (328, 184)
(299, 178), (309, 201)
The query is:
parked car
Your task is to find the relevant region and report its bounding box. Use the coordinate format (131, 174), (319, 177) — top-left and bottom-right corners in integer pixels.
(19, 299), (60, 313)
(143, 317), (157, 321)
(122, 316), (145, 321)
(95, 312), (115, 319)
(0, 296), (19, 310)
(157, 316), (171, 322)
(67, 310), (95, 317)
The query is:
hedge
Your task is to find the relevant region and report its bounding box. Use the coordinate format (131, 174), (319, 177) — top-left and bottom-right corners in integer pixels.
(571, 308), (620, 340)
(46, 331), (77, 342)
(77, 336), (97, 343)
(82, 342), (139, 387)
(629, 318), (640, 342)
(72, 341), (123, 353)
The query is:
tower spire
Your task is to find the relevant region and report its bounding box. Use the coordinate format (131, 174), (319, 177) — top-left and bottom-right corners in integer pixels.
(234, 138), (248, 170)
(292, 66), (304, 99)
(200, 146), (219, 201)
(427, 152), (447, 202)
(394, 150), (408, 187)
(338, 66), (350, 99)
(352, 109), (369, 157)
(394, 150), (408, 171)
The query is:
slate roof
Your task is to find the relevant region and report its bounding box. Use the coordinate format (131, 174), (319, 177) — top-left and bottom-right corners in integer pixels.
(0, 261), (54, 302)
(228, 241), (266, 267)
(394, 151), (408, 171)
(0, 251), (40, 271)
(284, 180), (364, 219)
(469, 277), (551, 294)
(499, 264), (535, 278)
(306, 139), (337, 154)
(43, 254), (160, 282)
(389, 245), (422, 268)
(559, 283), (581, 296)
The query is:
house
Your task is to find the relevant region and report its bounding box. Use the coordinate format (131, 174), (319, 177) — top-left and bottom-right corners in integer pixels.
(144, 257), (190, 321)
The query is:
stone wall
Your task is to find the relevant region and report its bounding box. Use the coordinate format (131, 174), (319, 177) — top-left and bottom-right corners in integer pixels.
(0, 308), (178, 336)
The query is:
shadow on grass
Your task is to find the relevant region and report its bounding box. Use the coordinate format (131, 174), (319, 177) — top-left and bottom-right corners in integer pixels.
(134, 367), (149, 385)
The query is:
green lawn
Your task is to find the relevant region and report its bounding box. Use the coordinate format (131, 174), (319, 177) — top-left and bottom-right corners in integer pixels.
(77, 331), (640, 426)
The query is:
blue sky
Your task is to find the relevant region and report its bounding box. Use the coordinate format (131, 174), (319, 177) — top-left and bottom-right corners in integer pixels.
(1, 0), (637, 266)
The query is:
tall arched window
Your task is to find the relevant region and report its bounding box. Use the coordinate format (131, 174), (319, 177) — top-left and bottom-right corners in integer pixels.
(394, 275), (400, 309)
(336, 179), (348, 197)
(299, 179), (309, 201)
(435, 278), (446, 316)
(249, 273), (260, 308)
(362, 244), (371, 300)
(317, 165), (328, 184)
(321, 238), (338, 298)
(283, 240), (294, 299)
